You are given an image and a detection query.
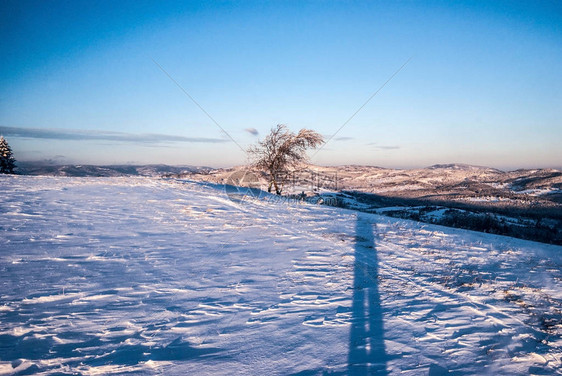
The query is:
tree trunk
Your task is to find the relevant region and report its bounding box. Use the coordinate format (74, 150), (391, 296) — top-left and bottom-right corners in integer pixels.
(272, 178), (281, 195)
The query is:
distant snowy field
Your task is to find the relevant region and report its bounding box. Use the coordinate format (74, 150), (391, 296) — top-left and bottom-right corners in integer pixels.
(1, 176), (560, 375)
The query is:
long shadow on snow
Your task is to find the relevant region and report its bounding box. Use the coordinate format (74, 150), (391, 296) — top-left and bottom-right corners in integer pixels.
(348, 215), (387, 375)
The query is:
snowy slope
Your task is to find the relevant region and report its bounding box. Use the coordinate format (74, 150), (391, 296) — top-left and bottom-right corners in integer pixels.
(0, 176), (560, 375)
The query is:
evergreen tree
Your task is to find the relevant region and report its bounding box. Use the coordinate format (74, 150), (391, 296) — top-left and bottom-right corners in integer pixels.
(0, 136), (16, 174)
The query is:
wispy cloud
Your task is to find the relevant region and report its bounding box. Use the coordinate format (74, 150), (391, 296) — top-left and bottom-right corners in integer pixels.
(244, 127), (259, 136)
(0, 126), (228, 144)
(334, 136), (354, 141)
(375, 145), (400, 150)
(365, 142), (400, 150)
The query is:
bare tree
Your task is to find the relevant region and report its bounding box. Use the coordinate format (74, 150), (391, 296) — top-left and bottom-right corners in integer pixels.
(248, 124), (324, 195)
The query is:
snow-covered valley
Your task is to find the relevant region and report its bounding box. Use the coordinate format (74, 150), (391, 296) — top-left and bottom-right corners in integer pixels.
(1, 176), (561, 375)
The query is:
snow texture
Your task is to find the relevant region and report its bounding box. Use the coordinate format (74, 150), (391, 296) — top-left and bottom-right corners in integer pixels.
(0, 176), (561, 375)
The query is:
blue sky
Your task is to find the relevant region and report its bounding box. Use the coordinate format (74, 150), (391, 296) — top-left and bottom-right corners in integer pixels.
(1, 1), (560, 169)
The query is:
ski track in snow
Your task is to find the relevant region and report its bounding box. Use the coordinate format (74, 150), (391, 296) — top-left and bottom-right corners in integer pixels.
(0, 175), (561, 375)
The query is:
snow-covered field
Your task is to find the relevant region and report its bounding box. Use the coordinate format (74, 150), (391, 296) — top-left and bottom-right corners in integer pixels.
(1, 176), (561, 375)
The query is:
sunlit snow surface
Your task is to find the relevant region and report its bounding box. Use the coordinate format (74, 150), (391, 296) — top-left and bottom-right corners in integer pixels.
(1, 176), (561, 375)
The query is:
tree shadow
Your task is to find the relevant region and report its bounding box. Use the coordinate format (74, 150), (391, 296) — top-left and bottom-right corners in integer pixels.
(348, 214), (387, 375)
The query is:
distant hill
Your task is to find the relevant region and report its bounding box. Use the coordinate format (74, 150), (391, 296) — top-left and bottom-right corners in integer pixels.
(15, 162), (210, 177)
(427, 163), (502, 173)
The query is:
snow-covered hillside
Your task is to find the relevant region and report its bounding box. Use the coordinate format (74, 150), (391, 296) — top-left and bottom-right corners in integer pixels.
(1, 176), (561, 375)
(188, 164), (562, 244)
(188, 163), (562, 201)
